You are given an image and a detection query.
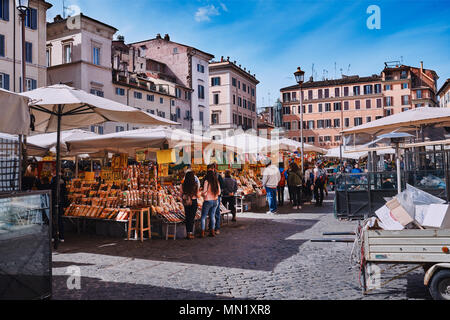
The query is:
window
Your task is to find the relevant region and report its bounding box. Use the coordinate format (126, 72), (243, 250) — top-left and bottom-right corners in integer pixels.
(0, 34), (4, 57)
(115, 88), (125, 96)
(116, 126), (125, 132)
(175, 88), (182, 98)
(364, 85), (373, 95)
(25, 7), (37, 30)
(344, 101), (349, 110)
(344, 118), (349, 127)
(318, 104), (323, 112)
(402, 107), (409, 112)
(213, 93), (219, 105)
(197, 64), (205, 73)
(334, 119), (340, 128)
(238, 81), (240, 89)
(291, 121), (297, 131)
(325, 103), (331, 112)
(333, 102), (341, 111)
(318, 89), (323, 99)
(324, 136), (331, 142)
(171, 100), (175, 106)
(242, 83), (247, 92)
(173, 47), (178, 54)
(93, 46), (101, 65)
(416, 90), (422, 99)
(282, 92), (291, 102)
(211, 77), (220, 86)
(386, 109), (393, 116)
(353, 86), (360, 96)
(335, 88), (340, 97)
(25, 42), (32, 63)
(185, 91), (191, 100)
(366, 116), (372, 123)
(317, 120), (324, 129)
(308, 104), (313, 113)
(307, 120), (314, 129)
(147, 94), (154, 101)
(158, 111), (166, 118)
(385, 96), (393, 107)
(233, 94), (236, 105)
(376, 116), (382, 120)
(160, 97), (164, 104)
(251, 88), (255, 97)
(63, 44), (72, 63)
(238, 97), (242, 107)
(366, 100), (371, 109)
(308, 90), (313, 100)
(344, 87), (349, 97)
(211, 113), (219, 124)
(0, 72), (10, 90)
(91, 125), (103, 135)
(355, 100), (360, 109)
(46, 47), (51, 67)
(400, 70), (408, 79)
(324, 89), (329, 98)
(0, 0), (10, 21)
(232, 78), (237, 87)
(176, 108), (181, 119)
(402, 83), (408, 90)
(199, 111), (204, 124)
(376, 98), (382, 108)
(374, 84), (382, 94)
(325, 119), (332, 128)
(90, 88), (104, 97)
(134, 91), (142, 99)
(401, 95), (410, 105)
(354, 117), (363, 126)
(198, 85), (205, 99)
(307, 137), (315, 143)
(385, 84), (392, 91)
(24, 78), (37, 91)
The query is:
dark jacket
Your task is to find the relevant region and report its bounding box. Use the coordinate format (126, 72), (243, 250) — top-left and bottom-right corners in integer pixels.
(222, 177), (237, 196)
(287, 169), (303, 187)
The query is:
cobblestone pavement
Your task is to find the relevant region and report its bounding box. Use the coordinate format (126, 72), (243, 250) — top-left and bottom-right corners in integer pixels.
(52, 193), (431, 300)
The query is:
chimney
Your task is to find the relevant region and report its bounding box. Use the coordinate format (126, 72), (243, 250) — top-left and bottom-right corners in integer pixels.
(117, 35), (125, 42)
(164, 34), (170, 41)
(420, 61), (424, 72)
(156, 33), (162, 39)
(309, 76), (314, 82)
(54, 14), (64, 22)
(227, 56), (230, 61)
(221, 56), (224, 62)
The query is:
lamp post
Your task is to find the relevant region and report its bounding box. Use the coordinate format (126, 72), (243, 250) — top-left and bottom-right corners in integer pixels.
(16, 0), (29, 93)
(294, 67), (305, 173)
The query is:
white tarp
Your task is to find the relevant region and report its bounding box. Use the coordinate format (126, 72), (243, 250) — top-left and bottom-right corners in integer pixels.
(216, 133), (273, 154)
(20, 84), (179, 133)
(0, 88), (30, 135)
(259, 138), (327, 154)
(27, 129), (98, 154)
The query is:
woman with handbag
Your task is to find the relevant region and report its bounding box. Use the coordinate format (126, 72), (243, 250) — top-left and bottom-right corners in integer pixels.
(201, 170), (221, 238)
(181, 170), (200, 240)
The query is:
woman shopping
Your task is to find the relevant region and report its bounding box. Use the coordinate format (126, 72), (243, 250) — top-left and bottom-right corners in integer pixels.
(287, 162), (304, 210)
(201, 170), (221, 238)
(181, 170), (200, 240)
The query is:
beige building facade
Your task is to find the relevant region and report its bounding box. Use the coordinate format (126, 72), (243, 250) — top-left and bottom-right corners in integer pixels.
(0, 0), (52, 92)
(209, 58), (259, 137)
(437, 78), (450, 108)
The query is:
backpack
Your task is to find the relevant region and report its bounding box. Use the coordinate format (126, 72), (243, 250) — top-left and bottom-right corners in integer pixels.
(278, 170), (286, 187)
(318, 169), (326, 182)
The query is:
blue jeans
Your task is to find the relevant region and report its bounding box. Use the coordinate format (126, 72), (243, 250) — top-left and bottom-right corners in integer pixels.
(215, 195), (222, 231)
(265, 187), (277, 213)
(201, 200), (218, 231)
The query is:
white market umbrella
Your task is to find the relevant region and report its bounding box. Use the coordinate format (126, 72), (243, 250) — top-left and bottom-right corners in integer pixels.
(0, 88), (30, 135)
(323, 146), (366, 160)
(216, 133), (272, 154)
(259, 138), (327, 154)
(19, 84), (180, 246)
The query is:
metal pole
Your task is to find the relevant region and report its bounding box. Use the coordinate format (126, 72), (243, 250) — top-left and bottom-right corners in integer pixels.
(75, 155), (79, 178)
(300, 85), (304, 173)
(20, 11), (26, 93)
(396, 144), (401, 195)
(54, 105), (62, 249)
(18, 134), (22, 191)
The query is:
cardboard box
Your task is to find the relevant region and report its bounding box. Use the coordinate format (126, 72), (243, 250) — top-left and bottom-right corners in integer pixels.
(375, 205), (404, 231)
(422, 204), (450, 229)
(385, 198), (414, 226)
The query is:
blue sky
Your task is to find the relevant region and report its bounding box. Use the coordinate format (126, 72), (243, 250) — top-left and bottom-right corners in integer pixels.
(46, 0), (450, 109)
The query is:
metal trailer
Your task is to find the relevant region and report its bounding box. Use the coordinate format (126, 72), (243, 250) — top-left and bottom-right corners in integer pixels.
(361, 229), (450, 300)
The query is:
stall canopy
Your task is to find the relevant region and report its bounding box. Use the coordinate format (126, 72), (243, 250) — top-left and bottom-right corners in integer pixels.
(259, 138), (327, 154)
(216, 133), (273, 154)
(66, 127), (212, 155)
(324, 147), (366, 160)
(342, 107), (450, 140)
(0, 88), (30, 135)
(27, 129), (98, 155)
(0, 132), (47, 156)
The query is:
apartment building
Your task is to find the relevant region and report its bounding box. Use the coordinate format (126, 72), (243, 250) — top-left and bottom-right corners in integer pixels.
(280, 75), (384, 148)
(437, 78), (450, 108)
(381, 61), (439, 113)
(280, 62), (439, 149)
(112, 37), (192, 130)
(209, 57), (259, 137)
(46, 14), (178, 134)
(0, 0), (52, 92)
(129, 34), (214, 132)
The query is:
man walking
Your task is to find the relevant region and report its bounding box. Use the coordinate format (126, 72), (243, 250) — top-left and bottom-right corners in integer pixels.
(262, 159), (281, 215)
(313, 161), (326, 207)
(222, 170), (238, 222)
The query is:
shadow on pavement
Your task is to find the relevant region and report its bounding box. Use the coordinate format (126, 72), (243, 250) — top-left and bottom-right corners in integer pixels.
(52, 275), (236, 300)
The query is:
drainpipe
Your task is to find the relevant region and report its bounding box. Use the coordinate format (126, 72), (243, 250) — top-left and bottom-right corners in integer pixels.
(13, 5), (16, 92)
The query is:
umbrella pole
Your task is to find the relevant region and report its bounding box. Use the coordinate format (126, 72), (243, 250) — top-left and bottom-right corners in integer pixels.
(54, 104), (62, 249)
(396, 144), (401, 195)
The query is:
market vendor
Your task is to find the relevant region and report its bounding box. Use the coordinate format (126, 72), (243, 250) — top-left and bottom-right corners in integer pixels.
(222, 170), (238, 222)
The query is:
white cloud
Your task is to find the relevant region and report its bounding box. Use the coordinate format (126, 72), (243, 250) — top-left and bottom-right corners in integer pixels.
(195, 4), (221, 22)
(220, 2), (228, 12)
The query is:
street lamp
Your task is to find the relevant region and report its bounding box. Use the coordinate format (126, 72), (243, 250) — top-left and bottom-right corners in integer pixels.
(294, 67), (305, 173)
(16, 0), (29, 93)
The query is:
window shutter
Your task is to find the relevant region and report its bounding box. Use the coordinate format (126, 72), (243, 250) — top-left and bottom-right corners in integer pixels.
(19, 76), (22, 92)
(0, 34), (4, 56)
(3, 73), (9, 90)
(31, 8), (37, 30)
(32, 79), (37, 90)
(3, 0), (9, 21)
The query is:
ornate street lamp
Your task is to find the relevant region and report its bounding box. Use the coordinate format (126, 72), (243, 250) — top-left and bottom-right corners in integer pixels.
(294, 67), (305, 173)
(16, 0), (29, 93)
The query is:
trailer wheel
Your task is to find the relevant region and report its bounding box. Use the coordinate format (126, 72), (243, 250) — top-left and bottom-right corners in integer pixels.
(429, 269), (450, 300)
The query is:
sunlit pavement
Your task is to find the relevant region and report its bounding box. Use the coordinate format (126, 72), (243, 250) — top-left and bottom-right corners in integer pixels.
(51, 192), (431, 300)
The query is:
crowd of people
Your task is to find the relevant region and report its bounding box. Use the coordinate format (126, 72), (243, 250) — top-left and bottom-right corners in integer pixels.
(261, 160), (329, 215)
